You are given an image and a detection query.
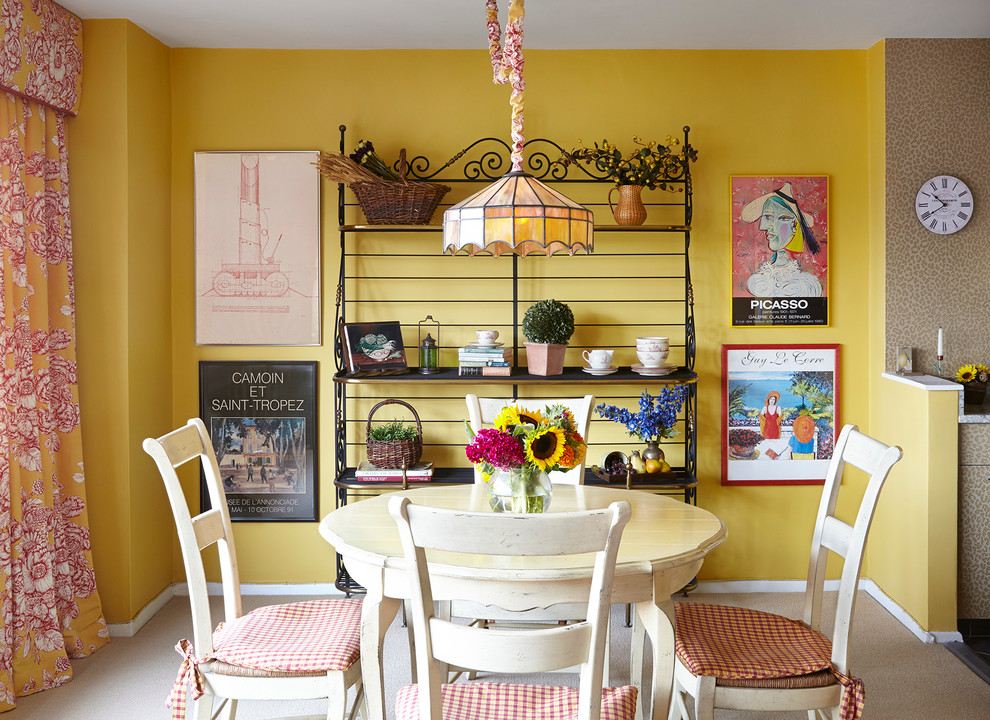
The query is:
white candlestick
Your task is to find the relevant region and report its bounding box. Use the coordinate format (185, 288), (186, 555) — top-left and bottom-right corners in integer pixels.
(937, 328), (943, 357)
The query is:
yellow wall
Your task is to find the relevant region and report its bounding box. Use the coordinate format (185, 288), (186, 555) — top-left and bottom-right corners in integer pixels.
(73, 32), (899, 622)
(870, 379), (958, 631)
(67, 20), (174, 623)
(166, 48), (872, 586)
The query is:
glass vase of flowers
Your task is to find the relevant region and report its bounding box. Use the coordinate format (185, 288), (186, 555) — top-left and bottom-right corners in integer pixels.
(464, 404), (587, 513)
(595, 388), (688, 471)
(956, 363), (990, 406)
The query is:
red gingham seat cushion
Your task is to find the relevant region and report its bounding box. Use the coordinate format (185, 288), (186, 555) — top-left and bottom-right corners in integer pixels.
(395, 682), (637, 720)
(210, 599), (362, 672)
(674, 602), (864, 720)
(167, 599), (362, 720)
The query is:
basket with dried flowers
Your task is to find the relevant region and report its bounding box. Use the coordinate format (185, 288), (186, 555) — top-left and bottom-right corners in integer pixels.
(316, 141), (450, 225)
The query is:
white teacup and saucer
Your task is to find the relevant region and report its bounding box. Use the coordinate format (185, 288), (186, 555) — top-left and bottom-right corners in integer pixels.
(582, 349), (617, 375)
(474, 329), (501, 348)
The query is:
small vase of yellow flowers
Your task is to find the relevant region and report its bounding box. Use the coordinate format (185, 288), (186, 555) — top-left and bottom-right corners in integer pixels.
(956, 363), (989, 406)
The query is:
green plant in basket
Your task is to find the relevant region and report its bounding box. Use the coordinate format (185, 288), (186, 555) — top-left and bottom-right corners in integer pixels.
(522, 299), (575, 346)
(367, 420), (418, 442)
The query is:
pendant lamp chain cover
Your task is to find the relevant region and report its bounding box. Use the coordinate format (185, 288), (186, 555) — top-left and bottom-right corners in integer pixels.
(442, 0), (594, 257)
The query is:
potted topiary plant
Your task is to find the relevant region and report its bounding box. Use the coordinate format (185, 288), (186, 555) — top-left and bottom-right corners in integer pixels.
(521, 298), (574, 376)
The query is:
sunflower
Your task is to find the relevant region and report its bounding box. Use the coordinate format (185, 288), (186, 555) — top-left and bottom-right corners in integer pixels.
(570, 441), (587, 467)
(493, 405), (543, 432)
(525, 426), (566, 471)
(957, 364), (978, 383)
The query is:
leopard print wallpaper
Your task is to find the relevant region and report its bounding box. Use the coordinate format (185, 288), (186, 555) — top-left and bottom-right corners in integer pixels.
(885, 39), (990, 620)
(885, 39), (990, 375)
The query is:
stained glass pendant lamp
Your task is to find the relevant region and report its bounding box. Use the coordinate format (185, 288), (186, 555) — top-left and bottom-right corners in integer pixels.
(442, 0), (594, 258)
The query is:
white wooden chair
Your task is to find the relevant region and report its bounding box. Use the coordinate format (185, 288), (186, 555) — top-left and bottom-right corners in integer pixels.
(465, 393), (595, 484)
(389, 495), (637, 720)
(143, 418), (364, 720)
(668, 424), (902, 720)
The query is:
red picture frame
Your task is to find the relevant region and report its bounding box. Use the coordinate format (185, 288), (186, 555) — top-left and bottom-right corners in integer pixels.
(722, 344), (840, 486)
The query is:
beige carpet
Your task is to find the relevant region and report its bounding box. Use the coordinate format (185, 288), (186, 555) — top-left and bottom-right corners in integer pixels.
(8, 591), (990, 719)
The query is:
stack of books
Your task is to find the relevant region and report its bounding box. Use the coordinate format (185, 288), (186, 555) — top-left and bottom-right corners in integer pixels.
(458, 345), (512, 376)
(354, 460), (433, 482)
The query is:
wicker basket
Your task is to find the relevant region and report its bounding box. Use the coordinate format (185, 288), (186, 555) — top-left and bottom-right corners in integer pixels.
(366, 398), (424, 469)
(351, 150), (450, 225)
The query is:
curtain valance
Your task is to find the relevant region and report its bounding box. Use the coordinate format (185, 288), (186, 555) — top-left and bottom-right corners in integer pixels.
(0, 0), (82, 116)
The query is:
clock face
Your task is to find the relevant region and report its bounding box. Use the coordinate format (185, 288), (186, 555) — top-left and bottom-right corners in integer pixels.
(915, 175), (973, 234)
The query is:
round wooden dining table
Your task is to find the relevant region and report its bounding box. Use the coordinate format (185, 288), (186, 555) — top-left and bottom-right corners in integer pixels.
(319, 483), (726, 720)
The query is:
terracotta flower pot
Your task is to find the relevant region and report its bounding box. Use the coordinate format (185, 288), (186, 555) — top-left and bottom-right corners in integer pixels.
(524, 342), (567, 376)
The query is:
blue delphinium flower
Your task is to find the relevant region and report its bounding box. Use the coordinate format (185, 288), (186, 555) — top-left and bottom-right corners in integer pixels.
(595, 387), (687, 442)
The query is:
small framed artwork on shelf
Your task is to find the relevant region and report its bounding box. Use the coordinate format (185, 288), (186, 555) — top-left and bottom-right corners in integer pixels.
(340, 321), (409, 376)
(722, 344), (840, 486)
(198, 361), (318, 521)
(895, 345), (921, 374)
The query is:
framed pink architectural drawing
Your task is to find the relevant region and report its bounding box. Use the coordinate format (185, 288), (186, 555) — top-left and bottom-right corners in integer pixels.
(195, 151), (321, 345)
(722, 344), (840, 486)
(730, 175), (829, 327)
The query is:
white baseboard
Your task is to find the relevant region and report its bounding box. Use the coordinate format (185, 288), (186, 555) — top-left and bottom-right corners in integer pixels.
(860, 579), (962, 644)
(697, 579), (839, 594)
(106, 585), (175, 638)
(193, 582), (347, 597)
(695, 578), (963, 645)
(109, 583), (349, 636)
(112, 579), (963, 645)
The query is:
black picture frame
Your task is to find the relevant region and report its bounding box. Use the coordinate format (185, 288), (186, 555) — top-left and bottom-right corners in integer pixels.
(340, 321), (409, 376)
(199, 361), (318, 521)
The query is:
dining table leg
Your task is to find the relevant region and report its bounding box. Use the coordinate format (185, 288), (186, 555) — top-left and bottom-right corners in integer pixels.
(359, 577), (401, 720)
(634, 560), (703, 720)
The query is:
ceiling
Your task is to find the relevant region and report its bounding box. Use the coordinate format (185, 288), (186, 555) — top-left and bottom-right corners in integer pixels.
(57, 0), (990, 50)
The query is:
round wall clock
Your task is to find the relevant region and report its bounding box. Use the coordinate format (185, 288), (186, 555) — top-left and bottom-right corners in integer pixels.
(915, 175), (973, 234)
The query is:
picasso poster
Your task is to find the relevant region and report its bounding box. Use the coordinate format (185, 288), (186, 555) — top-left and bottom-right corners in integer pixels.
(722, 344), (840, 486)
(195, 151), (321, 345)
(731, 175), (829, 327)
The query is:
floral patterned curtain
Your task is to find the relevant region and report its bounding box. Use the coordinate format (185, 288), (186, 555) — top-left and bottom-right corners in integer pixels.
(0, 0), (108, 712)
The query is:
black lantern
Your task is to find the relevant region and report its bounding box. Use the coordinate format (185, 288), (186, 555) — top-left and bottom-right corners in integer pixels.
(418, 315), (440, 374)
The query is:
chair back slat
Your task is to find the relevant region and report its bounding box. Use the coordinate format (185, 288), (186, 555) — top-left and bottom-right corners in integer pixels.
(390, 496), (630, 720)
(429, 617), (593, 674)
(192, 508), (226, 550)
(465, 394), (595, 485)
(818, 515), (853, 557)
(802, 424), (902, 674)
(403, 505), (617, 557)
